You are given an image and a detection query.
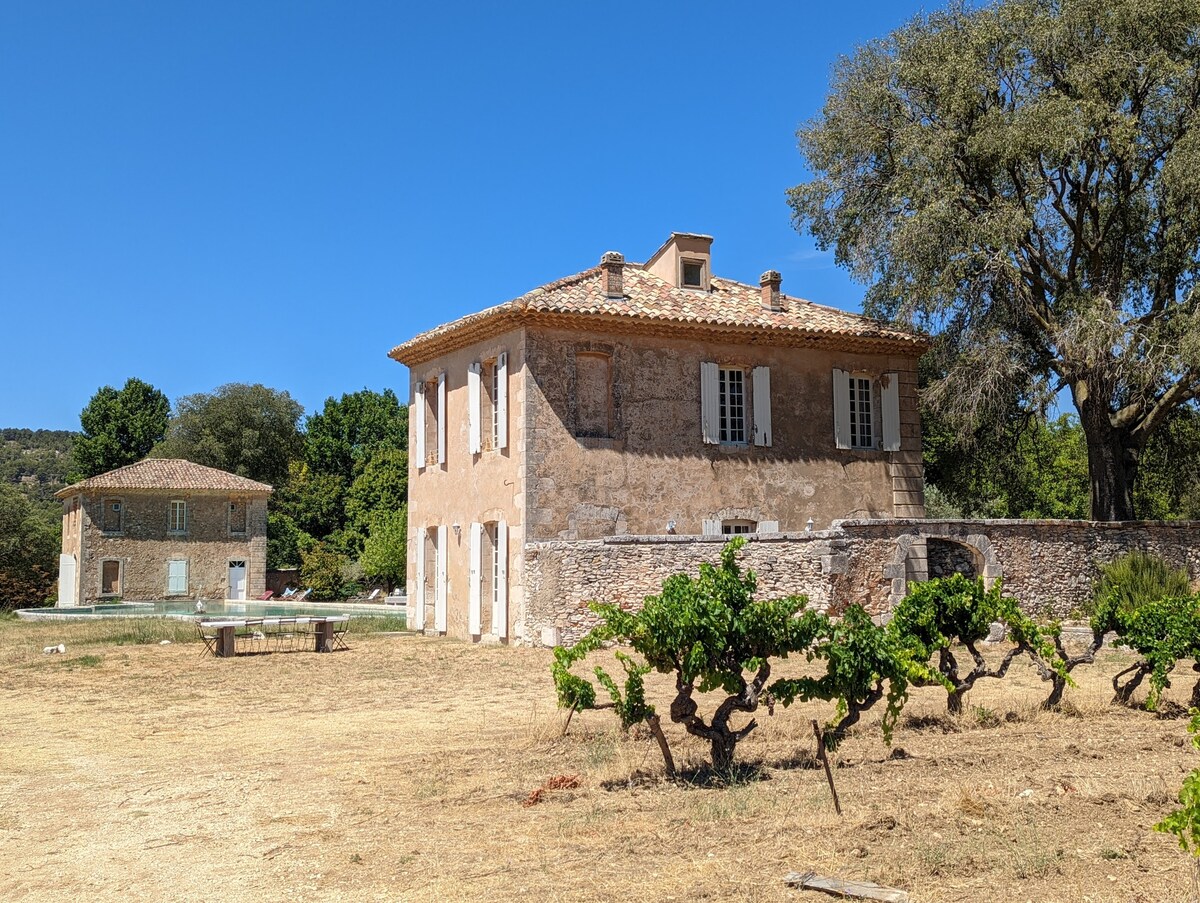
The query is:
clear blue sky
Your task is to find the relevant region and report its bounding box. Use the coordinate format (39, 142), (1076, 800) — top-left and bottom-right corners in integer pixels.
(0, 1), (930, 431)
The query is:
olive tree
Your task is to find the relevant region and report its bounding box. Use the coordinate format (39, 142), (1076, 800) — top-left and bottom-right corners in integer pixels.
(791, 0), (1200, 519)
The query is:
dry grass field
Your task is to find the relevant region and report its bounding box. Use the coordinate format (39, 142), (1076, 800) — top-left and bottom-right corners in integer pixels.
(0, 616), (1196, 903)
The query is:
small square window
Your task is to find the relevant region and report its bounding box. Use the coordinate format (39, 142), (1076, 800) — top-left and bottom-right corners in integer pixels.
(681, 259), (704, 288)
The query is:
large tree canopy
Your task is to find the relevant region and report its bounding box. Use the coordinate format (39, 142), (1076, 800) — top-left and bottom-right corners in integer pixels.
(152, 383), (304, 488)
(790, 0), (1200, 519)
(71, 378), (170, 479)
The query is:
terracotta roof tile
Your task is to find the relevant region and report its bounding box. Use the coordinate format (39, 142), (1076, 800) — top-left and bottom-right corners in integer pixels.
(56, 459), (273, 498)
(389, 263), (925, 364)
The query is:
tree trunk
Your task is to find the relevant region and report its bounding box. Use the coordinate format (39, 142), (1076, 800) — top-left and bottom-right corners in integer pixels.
(1076, 390), (1138, 521)
(710, 733), (737, 773)
(947, 687), (965, 715)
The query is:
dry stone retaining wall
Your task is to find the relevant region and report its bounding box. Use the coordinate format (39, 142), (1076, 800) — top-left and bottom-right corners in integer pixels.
(523, 533), (842, 646)
(521, 519), (1200, 645)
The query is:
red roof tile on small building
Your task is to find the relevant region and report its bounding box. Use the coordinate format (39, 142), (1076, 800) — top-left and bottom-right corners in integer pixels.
(55, 459), (273, 498)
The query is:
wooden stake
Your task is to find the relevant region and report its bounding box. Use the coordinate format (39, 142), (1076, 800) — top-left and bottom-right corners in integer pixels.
(812, 719), (842, 816)
(647, 714), (677, 780)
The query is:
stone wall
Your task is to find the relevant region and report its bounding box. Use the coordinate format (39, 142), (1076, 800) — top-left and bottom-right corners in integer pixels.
(843, 519), (1200, 618)
(521, 518), (1200, 645)
(523, 532), (843, 645)
(72, 490), (268, 602)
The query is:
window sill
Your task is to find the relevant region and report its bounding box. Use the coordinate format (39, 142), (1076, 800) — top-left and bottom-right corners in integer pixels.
(575, 436), (623, 451)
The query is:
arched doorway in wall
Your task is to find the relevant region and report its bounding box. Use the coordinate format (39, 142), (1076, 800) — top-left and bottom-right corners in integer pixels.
(926, 537), (983, 580)
(888, 531), (1001, 609)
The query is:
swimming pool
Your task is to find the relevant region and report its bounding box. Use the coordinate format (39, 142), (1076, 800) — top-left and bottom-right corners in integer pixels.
(14, 598), (408, 622)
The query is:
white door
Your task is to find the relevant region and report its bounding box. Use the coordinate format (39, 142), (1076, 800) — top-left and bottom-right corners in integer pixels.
(58, 554), (77, 608)
(228, 560), (247, 600)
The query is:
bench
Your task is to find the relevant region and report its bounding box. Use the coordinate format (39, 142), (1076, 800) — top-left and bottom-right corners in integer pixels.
(197, 616), (349, 657)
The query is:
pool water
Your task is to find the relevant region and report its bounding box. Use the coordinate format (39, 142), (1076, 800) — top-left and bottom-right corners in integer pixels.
(15, 598), (407, 622)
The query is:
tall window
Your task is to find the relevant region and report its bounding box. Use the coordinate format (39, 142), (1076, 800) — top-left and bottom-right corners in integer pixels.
(101, 559), (121, 596)
(424, 378), (440, 465)
(575, 352), (612, 438)
(229, 499), (247, 535)
(168, 499), (187, 533)
(480, 360), (499, 450)
(167, 559), (188, 595)
(849, 377), (874, 449)
(718, 368), (746, 444)
(102, 498), (123, 533)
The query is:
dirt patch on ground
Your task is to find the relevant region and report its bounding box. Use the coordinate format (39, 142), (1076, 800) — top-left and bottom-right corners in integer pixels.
(0, 621), (1195, 902)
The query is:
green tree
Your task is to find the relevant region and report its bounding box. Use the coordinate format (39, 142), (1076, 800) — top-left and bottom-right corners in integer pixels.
(300, 542), (350, 600)
(304, 389), (408, 478)
(153, 383), (304, 487)
(344, 447), (409, 539)
(1136, 404), (1200, 519)
(359, 507), (407, 593)
(0, 483), (60, 607)
(266, 511), (312, 571)
(790, 0), (1200, 520)
(273, 461), (347, 539)
(71, 378), (169, 479)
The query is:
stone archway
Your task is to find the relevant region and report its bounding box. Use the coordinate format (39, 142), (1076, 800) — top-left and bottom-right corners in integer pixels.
(886, 529), (1002, 608)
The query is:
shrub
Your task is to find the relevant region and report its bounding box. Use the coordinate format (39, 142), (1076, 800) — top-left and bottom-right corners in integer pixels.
(300, 542), (350, 600)
(1156, 709), (1200, 858)
(552, 538), (823, 774)
(1106, 595), (1200, 710)
(1090, 551), (1190, 623)
(886, 575), (1072, 712)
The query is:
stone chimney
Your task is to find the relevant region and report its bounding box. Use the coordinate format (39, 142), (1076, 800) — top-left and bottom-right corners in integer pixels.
(601, 251), (625, 298)
(760, 270), (782, 311)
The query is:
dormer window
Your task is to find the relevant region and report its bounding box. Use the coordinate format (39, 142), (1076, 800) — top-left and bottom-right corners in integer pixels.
(681, 259), (705, 289)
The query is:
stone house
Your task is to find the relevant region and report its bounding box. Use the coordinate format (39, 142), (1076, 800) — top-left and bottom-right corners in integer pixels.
(55, 459), (271, 605)
(389, 232), (929, 643)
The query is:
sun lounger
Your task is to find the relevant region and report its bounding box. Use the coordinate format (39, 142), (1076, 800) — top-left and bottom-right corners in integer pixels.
(257, 590), (275, 601)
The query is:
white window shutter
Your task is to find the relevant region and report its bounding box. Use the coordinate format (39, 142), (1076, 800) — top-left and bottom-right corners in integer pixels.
(467, 363), (481, 455)
(495, 352), (508, 450)
(168, 559), (187, 594)
(435, 524), (448, 632)
(752, 366), (772, 447)
(436, 372), (447, 466)
(468, 522), (482, 635)
(414, 382), (426, 466)
(882, 372), (901, 451)
(832, 368), (851, 450)
(757, 521), (779, 533)
(700, 361), (719, 444)
(414, 525), (426, 631)
(702, 518), (721, 536)
(494, 520), (508, 638)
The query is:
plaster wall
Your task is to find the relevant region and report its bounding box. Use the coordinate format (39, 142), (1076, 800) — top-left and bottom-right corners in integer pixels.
(523, 326), (923, 540)
(405, 326), (526, 640)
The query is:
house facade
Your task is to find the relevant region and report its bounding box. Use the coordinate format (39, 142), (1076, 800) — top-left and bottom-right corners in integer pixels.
(55, 459), (271, 605)
(390, 233), (928, 643)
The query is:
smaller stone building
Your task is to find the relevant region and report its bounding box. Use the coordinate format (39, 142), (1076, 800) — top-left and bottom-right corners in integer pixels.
(55, 459), (271, 605)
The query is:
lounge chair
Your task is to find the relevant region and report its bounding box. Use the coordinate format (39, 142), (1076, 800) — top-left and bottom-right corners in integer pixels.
(280, 587), (297, 599)
(257, 590), (275, 601)
(293, 588), (313, 602)
(365, 588), (381, 602)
